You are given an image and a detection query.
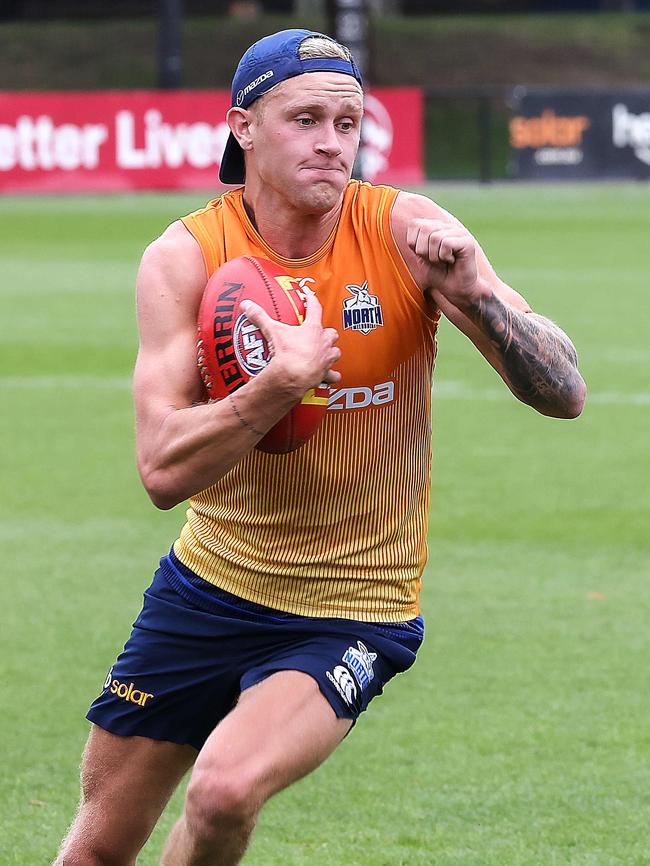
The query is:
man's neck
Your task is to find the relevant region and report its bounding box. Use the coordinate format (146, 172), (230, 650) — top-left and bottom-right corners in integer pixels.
(242, 188), (344, 260)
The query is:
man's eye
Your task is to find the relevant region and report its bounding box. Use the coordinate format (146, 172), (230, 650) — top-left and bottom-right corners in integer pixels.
(296, 117), (315, 126)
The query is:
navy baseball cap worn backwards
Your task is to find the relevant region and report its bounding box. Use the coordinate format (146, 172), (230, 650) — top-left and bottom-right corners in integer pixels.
(219, 29), (363, 185)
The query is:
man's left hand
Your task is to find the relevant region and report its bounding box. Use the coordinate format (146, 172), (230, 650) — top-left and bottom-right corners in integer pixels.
(406, 218), (486, 310)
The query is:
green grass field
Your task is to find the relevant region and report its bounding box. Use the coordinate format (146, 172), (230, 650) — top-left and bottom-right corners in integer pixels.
(1, 183), (648, 866)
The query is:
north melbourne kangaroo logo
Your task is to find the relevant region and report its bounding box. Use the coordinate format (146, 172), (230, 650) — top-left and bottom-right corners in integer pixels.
(325, 641), (378, 708)
(342, 282), (384, 335)
(343, 641), (377, 690)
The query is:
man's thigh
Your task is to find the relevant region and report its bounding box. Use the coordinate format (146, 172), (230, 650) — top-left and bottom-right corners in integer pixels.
(56, 725), (195, 863)
(193, 670), (352, 805)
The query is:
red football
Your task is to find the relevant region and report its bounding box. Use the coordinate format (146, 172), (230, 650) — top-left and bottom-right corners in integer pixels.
(196, 255), (329, 454)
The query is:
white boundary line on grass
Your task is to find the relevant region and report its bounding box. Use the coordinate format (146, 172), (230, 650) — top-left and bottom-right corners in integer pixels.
(1, 375), (132, 389)
(433, 380), (650, 406)
(1, 375), (649, 406)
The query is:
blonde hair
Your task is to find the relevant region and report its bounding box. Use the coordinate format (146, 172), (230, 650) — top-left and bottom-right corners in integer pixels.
(248, 36), (356, 121)
(298, 35), (352, 63)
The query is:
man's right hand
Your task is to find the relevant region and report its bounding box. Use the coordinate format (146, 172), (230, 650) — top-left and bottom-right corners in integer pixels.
(241, 288), (341, 400)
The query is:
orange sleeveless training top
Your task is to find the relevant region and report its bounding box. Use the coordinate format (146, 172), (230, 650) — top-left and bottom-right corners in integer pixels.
(174, 180), (439, 622)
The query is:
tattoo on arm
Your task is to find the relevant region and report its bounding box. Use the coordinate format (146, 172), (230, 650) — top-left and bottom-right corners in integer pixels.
(471, 292), (584, 416)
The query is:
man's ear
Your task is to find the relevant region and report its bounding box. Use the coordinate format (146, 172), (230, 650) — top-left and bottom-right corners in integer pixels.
(226, 107), (254, 152)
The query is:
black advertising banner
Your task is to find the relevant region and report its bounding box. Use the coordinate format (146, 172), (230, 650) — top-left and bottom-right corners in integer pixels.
(510, 89), (650, 180)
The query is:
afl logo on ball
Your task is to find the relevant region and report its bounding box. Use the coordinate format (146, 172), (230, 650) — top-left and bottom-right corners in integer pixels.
(234, 313), (271, 376)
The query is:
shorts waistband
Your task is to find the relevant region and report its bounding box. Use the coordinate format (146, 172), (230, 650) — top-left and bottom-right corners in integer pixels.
(160, 549), (304, 624)
(161, 548), (424, 640)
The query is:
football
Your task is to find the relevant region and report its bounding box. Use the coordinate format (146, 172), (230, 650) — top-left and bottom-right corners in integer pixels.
(196, 255), (329, 454)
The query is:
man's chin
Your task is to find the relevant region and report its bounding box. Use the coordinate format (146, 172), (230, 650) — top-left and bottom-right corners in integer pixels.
(298, 178), (347, 213)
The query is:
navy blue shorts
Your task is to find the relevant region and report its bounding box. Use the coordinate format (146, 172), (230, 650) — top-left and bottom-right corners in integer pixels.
(87, 550), (424, 751)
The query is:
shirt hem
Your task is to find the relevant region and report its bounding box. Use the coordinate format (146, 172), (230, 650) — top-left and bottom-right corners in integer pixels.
(172, 541), (421, 624)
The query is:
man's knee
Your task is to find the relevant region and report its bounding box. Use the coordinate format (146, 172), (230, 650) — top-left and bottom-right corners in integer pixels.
(55, 852), (132, 866)
(55, 833), (135, 866)
(185, 765), (261, 837)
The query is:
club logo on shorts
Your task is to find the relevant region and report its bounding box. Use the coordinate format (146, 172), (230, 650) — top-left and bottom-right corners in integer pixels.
(103, 666), (113, 690)
(326, 665), (358, 707)
(326, 641), (378, 708)
(342, 282), (384, 335)
(343, 641), (377, 690)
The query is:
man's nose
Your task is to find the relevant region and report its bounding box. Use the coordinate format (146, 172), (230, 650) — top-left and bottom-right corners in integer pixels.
(315, 124), (342, 156)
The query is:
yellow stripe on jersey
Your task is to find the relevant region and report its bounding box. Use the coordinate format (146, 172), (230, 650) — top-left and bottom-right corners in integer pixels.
(177, 181), (439, 622)
(301, 389), (328, 406)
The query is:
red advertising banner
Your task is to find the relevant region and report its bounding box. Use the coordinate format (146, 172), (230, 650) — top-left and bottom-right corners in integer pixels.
(0, 88), (422, 193)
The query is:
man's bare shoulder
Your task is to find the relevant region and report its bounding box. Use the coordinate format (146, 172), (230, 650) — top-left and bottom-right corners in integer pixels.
(392, 190), (462, 230)
(138, 219), (206, 295)
(135, 220), (209, 347)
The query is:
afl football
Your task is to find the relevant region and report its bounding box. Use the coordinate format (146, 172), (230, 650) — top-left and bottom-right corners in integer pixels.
(196, 255), (328, 454)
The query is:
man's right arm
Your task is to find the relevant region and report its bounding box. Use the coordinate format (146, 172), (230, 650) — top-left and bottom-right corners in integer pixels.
(134, 222), (340, 510)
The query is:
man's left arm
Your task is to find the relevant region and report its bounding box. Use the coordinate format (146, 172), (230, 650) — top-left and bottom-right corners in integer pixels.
(392, 192), (586, 419)
(456, 288), (585, 419)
